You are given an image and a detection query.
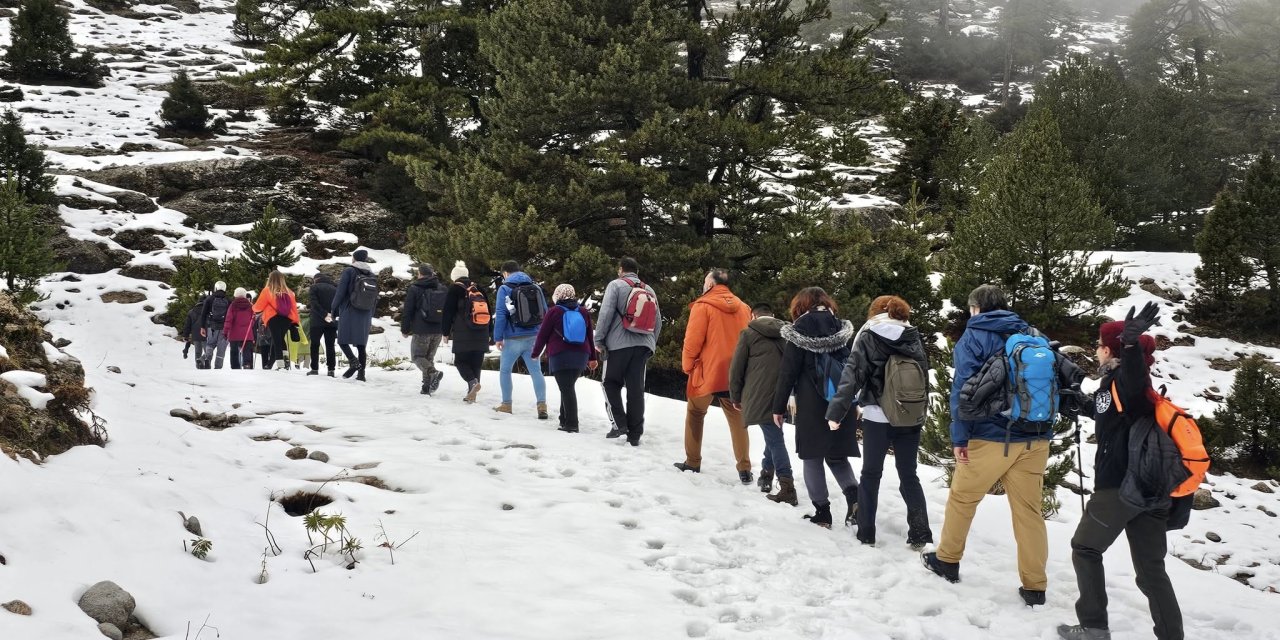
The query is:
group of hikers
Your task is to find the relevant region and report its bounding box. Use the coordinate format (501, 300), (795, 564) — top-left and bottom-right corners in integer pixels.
(177, 251), (1197, 640)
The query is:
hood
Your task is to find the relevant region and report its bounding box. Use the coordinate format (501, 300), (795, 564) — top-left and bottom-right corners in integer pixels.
(966, 309), (1028, 334)
(504, 271), (534, 286)
(781, 310), (855, 353)
(313, 273), (335, 285)
(211, 290), (226, 299)
(410, 276), (441, 291)
(348, 263), (374, 275)
(691, 284), (743, 314)
(747, 316), (785, 339)
(229, 297), (252, 311)
(454, 277), (473, 287)
(860, 314), (921, 346)
(557, 300), (580, 311)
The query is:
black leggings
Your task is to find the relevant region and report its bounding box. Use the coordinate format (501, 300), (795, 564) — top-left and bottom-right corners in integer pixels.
(554, 369), (582, 429)
(266, 316), (293, 368)
(455, 350), (485, 384)
(310, 325), (337, 372)
(340, 343), (367, 372)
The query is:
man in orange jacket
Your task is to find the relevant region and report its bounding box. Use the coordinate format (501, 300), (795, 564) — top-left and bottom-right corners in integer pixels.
(675, 268), (754, 484)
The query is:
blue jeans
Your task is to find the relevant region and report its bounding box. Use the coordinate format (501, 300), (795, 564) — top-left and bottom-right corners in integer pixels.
(499, 336), (546, 404)
(758, 422), (793, 478)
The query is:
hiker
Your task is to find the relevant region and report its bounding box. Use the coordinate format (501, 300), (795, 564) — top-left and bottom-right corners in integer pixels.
(729, 302), (795, 504)
(826, 295), (932, 547)
(595, 257), (661, 445)
(772, 287), (860, 528)
(180, 293), (208, 368)
(307, 271), (338, 377)
(199, 281), (231, 369)
(675, 268), (754, 483)
(493, 261), (549, 418)
(441, 261), (490, 403)
(532, 284), (599, 433)
(252, 271), (301, 370)
(924, 284), (1054, 606)
(285, 309), (311, 370)
(326, 249), (378, 381)
(402, 264), (448, 395)
(1057, 302), (1184, 640)
(223, 287), (256, 370)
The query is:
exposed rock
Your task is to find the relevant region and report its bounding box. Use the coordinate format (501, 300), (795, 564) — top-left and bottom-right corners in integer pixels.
(0, 292), (100, 460)
(308, 450), (330, 463)
(169, 408), (194, 420)
(2, 600), (32, 615)
(1193, 488), (1221, 510)
(98, 622), (123, 640)
(54, 338), (72, 348)
(1253, 482), (1274, 494)
(0, 85), (23, 102)
(1259, 505), (1278, 517)
(111, 229), (167, 252)
(109, 190), (158, 214)
(106, 366), (122, 374)
(120, 263), (177, 284)
(188, 239), (216, 252)
(58, 193), (109, 210)
(286, 446), (308, 460)
(1206, 531), (1222, 543)
(1139, 281), (1186, 302)
(168, 409), (242, 430)
(77, 581), (135, 628)
(100, 291), (147, 304)
(50, 234), (132, 274)
(180, 513), (202, 536)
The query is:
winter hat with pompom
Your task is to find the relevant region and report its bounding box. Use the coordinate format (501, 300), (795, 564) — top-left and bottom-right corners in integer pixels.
(214, 281), (227, 292)
(234, 287), (247, 298)
(552, 284), (576, 303)
(450, 260), (469, 281)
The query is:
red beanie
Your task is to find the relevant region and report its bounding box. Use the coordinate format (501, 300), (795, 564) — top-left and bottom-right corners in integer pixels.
(1099, 321), (1156, 366)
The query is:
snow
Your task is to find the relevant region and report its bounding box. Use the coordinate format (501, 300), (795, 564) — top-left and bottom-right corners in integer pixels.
(0, 370), (54, 409)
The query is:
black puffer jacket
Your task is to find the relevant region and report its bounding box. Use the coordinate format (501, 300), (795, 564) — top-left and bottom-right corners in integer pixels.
(181, 297), (207, 339)
(441, 278), (491, 353)
(308, 274), (338, 330)
(772, 308), (859, 460)
(826, 316), (929, 424)
(401, 276), (446, 336)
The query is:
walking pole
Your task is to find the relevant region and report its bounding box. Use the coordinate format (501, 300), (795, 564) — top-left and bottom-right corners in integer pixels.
(1070, 384), (1086, 513)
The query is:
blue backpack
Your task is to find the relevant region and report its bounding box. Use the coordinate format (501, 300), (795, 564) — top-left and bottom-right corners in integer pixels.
(813, 352), (844, 402)
(1004, 331), (1060, 432)
(560, 308), (587, 345)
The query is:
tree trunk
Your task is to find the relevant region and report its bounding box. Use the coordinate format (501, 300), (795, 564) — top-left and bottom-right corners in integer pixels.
(1266, 263), (1280, 317)
(1001, 0), (1020, 108)
(686, 0), (705, 81)
(938, 0), (950, 36)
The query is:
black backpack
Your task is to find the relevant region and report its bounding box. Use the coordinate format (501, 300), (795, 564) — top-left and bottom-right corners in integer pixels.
(349, 272), (380, 312)
(207, 296), (231, 326)
(510, 282), (546, 329)
(418, 284), (448, 325)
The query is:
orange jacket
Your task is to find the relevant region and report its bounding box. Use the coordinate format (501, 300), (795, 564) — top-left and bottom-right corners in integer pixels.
(682, 284), (751, 398)
(252, 287), (301, 325)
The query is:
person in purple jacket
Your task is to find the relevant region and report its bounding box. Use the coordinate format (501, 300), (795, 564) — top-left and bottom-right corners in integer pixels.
(222, 287), (257, 370)
(532, 284), (599, 433)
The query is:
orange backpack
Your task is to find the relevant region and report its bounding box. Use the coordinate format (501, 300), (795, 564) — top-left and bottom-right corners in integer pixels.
(1113, 383), (1210, 497)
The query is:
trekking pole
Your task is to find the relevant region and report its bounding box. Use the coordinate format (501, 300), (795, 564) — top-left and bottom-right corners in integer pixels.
(1069, 384), (1086, 513)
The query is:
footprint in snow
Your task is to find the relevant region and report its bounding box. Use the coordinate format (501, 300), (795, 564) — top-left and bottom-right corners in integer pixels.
(620, 519), (639, 530)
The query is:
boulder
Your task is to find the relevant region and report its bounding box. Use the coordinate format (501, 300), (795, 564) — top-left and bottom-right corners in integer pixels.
(100, 291), (147, 304)
(1206, 531), (1222, 543)
(78, 156), (304, 200)
(1193, 488), (1221, 510)
(111, 229), (167, 252)
(97, 623), (123, 640)
(77, 581), (135, 628)
(120, 263), (177, 284)
(109, 190), (158, 214)
(50, 235), (132, 275)
(286, 446), (308, 460)
(1252, 482), (1274, 494)
(308, 450), (330, 463)
(2, 600), (32, 615)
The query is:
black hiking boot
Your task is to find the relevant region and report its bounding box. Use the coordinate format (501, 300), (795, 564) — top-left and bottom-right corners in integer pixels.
(557, 424), (579, 433)
(355, 368), (366, 382)
(342, 364), (359, 379)
(421, 382), (431, 395)
(606, 426), (628, 439)
(803, 502), (833, 529)
(673, 462), (700, 473)
(1019, 588), (1046, 607)
(1056, 625), (1110, 639)
(429, 370), (444, 393)
(327, 370), (335, 377)
(843, 486), (859, 527)
(738, 471), (753, 485)
(758, 468), (774, 493)
(307, 370), (318, 376)
(922, 552), (960, 583)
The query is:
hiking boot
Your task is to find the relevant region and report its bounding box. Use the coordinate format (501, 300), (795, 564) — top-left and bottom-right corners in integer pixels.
(306, 370), (318, 377)
(421, 382), (431, 395)
(739, 471), (753, 485)
(627, 438), (640, 447)
(429, 370), (444, 393)
(1056, 625), (1110, 640)
(464, 379), (481, 403)
(922, 552), (960, 583)
(758, 468), (774, 493)
(342, 364), (359, 379)
(355, 369), (366, 382)
(1019, 588), (1046, 607)
(605, 426), (628, 439)
(907, 540), (930, 552)
(673, 462), (700, 473)
(494, 403), (513, 414)
(557, 425), (579, 433)
(537, 402), (549, 420)
(767, 476), (798, 506)
(803, 502), (833, 529)
(843, 486), (859, 527)
(327, 370), (335, 377)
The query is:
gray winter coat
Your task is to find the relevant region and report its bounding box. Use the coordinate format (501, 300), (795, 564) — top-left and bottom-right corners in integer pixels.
(330, 264), (376, 346)
(728, 316), (786, 425)
(595, 273), (661, 354)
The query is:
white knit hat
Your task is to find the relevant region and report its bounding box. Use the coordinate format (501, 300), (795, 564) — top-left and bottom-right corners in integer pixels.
(214, 281), (227, 292)
(450, 260), (469, 281)
(234, 287), (247, 298)
(552, 283), (576, 303)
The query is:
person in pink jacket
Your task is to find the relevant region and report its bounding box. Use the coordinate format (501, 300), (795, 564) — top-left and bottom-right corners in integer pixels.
(223, 287), (256, 370)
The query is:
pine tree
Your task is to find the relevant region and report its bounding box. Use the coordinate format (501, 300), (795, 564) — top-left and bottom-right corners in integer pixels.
(0, 110), (55, 204)
(1205, 357), (1280, 480)
(160, 70), (212, 133)
(166, 254), (229, 329)
(920, 341), (956, 482)
(0, 179), (59, 306)
(998, 0), (1075, 106)
(231, 0), (271, 46)
(3, 0), (108, 87)
(940, 109), (1127, 328)
(237, 204), (300, 285)
(1125, 0), (1233, 84)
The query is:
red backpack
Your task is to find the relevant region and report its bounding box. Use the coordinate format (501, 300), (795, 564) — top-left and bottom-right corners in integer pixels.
(620, 277), (658, 334)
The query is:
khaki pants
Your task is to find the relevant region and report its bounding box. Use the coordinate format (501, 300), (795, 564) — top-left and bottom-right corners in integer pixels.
(684, 394), (752, 472)
(937, 439), (1050, 590)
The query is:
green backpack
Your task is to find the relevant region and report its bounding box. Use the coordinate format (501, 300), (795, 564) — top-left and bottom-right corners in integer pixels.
(881, 354), (928, 427)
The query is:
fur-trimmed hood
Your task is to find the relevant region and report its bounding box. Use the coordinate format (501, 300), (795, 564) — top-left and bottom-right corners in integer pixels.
(781, 308), (855, 353)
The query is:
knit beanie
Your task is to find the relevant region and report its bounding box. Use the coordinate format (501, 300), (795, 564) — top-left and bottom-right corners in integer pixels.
(214, 281), (227, 292)
(1099, 321), (1157, 367)
(450, 260), (469, 281)
(234, 287), (247, 298)
(552, 283), (576, 303)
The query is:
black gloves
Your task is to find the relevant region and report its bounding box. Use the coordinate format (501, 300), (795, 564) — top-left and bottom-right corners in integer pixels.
(1121, 302), (1160, 346)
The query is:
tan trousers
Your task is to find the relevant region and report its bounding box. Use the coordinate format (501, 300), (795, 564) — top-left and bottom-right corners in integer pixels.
(937, 439), (1050, 590)
(683, 394), (752, 472)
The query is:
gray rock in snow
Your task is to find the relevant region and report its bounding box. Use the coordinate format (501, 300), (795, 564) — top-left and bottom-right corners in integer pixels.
(77, 581), (135, 628)
(1192, 488), (1220, 510)
(1206, 531), (1222, 543)
(98, 622), (124, 640)
(1252, 482), (1274, 494)
(308, 451), (330, 463)
(2, 600), (32, 615)
(286, 446), (308, 460)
